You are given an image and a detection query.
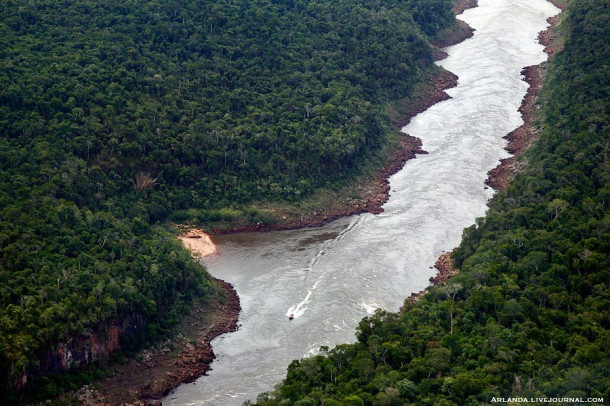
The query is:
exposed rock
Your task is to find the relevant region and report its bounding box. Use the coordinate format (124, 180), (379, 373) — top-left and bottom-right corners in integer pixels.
(431, 20), (475, 50)
(430, 253), (459, 285)
(18, 316), (143, 392)
(486, 10), (564, 190)
(92, 279), (240, 405)
(74, 385), (105, 406)
(404, 252), (460, 306)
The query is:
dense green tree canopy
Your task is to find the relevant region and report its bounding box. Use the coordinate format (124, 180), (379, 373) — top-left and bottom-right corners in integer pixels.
(1, 0), (454, 212)
(252, 0), (610, 404)
(0, 0), (458, 398)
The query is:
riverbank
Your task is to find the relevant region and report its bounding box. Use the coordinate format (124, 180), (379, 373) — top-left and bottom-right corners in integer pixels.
(486, 1), (565, 189)
(409, 0), (565, 305)
(405, 252), (459, 305)
(80, 228), (233, 405)
(430, 0), (476, 59)
(86, 278), (240, 405)
(176, 227), (219, 258)
(209, 12), (475, 235)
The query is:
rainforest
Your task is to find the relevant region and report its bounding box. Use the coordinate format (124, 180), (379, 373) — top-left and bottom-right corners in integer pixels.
(1, 0), (462, 401)
(252, 0), (610, 404)
(1, 0), (608, 403)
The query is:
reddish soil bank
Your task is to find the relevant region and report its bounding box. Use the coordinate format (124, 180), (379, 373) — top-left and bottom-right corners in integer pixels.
(216, 2), (478, 236)
(405, 253), (459, 304)
(430, 253), (460, 285)
(91, 279), (240, 405)
(486, 7), (565, 190)
(217, 68), (458, 235)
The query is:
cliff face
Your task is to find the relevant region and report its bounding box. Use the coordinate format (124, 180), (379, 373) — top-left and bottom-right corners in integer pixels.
(91, 279), (241, 405)
(15, 315), (142, 391)
(52, 326), (122, 370)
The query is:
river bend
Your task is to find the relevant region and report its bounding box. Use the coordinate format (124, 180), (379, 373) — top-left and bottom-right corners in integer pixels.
(165, 0), (560, 403)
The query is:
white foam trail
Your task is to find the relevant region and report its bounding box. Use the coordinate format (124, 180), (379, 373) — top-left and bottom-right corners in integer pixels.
(286, 284), (316, 317)
(287, 219), (361, 318)
(304, 217), (360, 271)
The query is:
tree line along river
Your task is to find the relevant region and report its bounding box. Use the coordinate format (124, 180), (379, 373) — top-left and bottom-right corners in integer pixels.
(164, 0), (560, 403)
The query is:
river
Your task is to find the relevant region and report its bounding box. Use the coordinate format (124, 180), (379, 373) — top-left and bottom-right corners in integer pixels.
(164, 0), (559, 404)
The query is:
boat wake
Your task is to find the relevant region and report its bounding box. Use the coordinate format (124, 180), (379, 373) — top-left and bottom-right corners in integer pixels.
(286, 218), (361, 318)
(286, 280), (320, 318)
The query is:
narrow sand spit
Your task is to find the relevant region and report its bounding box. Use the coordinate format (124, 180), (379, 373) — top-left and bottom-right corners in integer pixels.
(178, 229), (218, 257)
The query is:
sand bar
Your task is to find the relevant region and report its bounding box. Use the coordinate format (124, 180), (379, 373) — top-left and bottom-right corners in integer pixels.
(178, 228), (218, 257)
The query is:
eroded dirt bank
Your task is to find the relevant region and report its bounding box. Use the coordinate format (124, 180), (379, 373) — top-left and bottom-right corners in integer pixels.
(486, 5), (565, 190)
(86, 279), (240, 405)
(428, 1), (565, 304)
(177, 227), (219, 258)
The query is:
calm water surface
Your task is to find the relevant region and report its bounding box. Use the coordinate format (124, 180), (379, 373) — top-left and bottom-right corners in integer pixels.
(165, 0), (559, 403)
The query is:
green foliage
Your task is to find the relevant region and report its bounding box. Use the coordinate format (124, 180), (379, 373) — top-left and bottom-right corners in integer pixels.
(0, 0), (458, 399)
(252, 0), (610, 404)
(406, 0), (456, 37)
(0, 207), (212, 396)
(0, 0), (451, 213)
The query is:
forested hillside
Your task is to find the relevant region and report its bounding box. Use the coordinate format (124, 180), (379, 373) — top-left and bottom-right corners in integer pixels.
(1, 0), (454, 214)
(0, 0), (459, 399)
(252, 0), (610, 404)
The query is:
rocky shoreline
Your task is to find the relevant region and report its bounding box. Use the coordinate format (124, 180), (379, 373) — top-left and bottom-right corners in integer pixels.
(84, 0), (565, 403)
(88, 279), (240, 405)
(405, 252), (459, 305)
(486, 4), (565, 190)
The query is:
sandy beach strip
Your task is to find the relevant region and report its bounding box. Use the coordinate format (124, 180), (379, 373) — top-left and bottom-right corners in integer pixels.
(178, 228), (218, 257)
